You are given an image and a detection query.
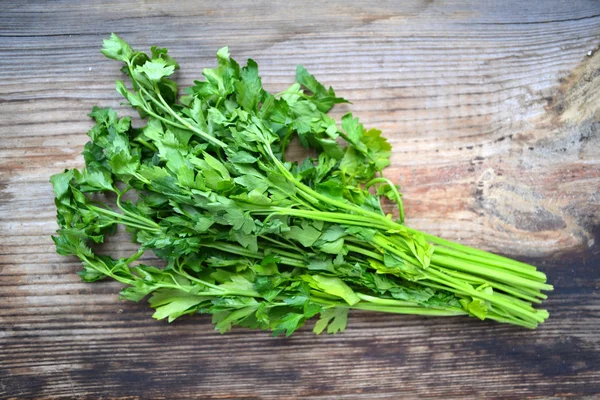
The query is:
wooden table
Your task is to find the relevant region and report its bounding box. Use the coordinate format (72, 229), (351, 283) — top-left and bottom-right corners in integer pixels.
(2, 1), (599, 398)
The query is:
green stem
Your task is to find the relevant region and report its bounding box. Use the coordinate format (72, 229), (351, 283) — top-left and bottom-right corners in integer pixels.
(432, 245), (546, 281)
(80, 254), (134, 286)
(201, 242), (305, 268)
(372, 234), (546, 323)
(259, 235), (302, 252)
(135, 137), (158, 152)
(432, 253), (552, 291)
(151, 84), (227, 149)
(175, 263), (225, 291)
(268, 248), (306, 262)
(346, 244), (383, 261)
(124, 248), (145, 264)
(88, 205), (160, 229)
(263, 136), (549, 296)
(383, 232), (546, 284)
(439, 268), (543, 303)
(365, 177), (405, 223)
(356, 293), (417, 307)
(484, 312), (538, 329)
(351, 303), (467, 317)
(425, 269), (546, 323)
(405, 227), (543, 273)
(125, 61), (227, 149)
(268, 207), (389, 230)
(108, 218), (160, 232)
(144, 106), (194, 133)
(374, 233), (550, 301)
(265, 148), (548, 291)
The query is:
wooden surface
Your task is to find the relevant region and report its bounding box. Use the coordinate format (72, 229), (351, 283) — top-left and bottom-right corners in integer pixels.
(2, 1), (600, 398)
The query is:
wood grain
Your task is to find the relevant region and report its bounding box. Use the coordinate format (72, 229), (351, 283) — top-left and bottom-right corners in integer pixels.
(1, 0), (599, 398)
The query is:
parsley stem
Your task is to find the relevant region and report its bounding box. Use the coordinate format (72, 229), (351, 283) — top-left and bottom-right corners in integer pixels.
(88, 205), (160, 229)
(383, 233), (548, 289)
(125, 60), (227, 149)
(268, 248), (305, 261)
(351, 303), (467, 317)
(117, 220), (161, 232)
(485, 314), (537, 329)
(267, 207), (550, 300)
(266, 144), (548, 291)
(439, 268), (542, 304)
(201, 242), (305, 268)
(259, 235), (302, 252)
(371, 234), (546, 323)
(79, 254), (134, 286)
(124, 248), (145, 264)
(364, 177), (405, 223)
(425, 269), (545, 323)
(431, 245), (545, 279)
(345, 244), (383, 261)
(135, 137), (158, 152)
(147, 83), (227, 149)
(431, 253), (552, 291)
(385, 234), (546, 282)
(175, 262), (222, 291)
(143, 106), (191, 133)
(403, 226), (543, 272)
(356, 293), (419, 307)
(268, 207), (389, 229)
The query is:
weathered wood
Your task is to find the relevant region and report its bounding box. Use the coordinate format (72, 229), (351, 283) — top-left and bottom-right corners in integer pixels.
(1, 0), (599, 398)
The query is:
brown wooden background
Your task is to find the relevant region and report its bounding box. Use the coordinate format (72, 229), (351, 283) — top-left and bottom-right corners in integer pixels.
(1, 1), (600, 398)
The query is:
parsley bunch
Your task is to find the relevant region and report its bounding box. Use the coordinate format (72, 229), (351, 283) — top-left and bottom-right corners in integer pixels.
(51, 34), (552, 336)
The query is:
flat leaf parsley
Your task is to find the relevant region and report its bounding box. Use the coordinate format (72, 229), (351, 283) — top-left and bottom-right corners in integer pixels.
(51, 34), (552, 336)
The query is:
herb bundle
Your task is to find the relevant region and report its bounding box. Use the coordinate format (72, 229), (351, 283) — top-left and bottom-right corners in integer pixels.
(51, 34), (552, 336)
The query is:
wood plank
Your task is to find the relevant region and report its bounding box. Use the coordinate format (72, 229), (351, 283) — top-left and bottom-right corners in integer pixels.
(1, 0), (599, 398)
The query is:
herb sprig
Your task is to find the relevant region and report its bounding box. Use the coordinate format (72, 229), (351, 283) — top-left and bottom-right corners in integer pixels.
(51, 34), (552, 336)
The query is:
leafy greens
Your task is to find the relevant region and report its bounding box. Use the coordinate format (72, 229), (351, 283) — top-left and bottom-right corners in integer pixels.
(51, 34), (552, 336)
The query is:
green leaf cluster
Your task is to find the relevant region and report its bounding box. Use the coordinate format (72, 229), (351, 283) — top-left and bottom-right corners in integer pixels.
(50, 34), (552, 336)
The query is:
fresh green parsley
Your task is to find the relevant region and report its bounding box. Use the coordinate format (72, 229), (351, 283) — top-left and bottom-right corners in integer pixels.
(51, 34), (552, 336)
